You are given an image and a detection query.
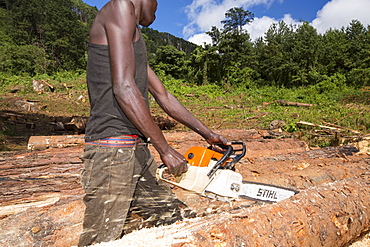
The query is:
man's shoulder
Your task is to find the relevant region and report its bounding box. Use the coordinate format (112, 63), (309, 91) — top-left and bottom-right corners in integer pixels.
(94, 0), (136, 27)
(103, 0), (134, 11)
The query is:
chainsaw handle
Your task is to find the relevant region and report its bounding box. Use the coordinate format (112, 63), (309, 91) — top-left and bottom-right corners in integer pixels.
(156, 165), (181, 188)
(207, 145), (233, 178)
(207, 142), (246, 176)
(229, 142), (246, 168)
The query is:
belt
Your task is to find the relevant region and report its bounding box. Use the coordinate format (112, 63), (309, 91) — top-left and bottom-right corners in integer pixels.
(85, 135), (143, 148)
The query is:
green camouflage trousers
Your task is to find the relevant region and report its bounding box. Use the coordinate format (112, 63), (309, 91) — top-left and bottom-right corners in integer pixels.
(78, 143), (183, 246)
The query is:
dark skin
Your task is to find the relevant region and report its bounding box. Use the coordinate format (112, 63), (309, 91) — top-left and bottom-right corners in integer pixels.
(89, 0), (230, 176)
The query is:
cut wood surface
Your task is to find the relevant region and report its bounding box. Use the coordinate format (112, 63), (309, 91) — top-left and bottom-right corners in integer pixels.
(27, 135), (85, 150)
(95, 176), (370, 247)
(1, 129), (369, 247)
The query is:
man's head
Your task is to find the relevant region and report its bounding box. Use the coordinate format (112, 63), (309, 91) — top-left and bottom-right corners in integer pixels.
(138, 0), (157, 27)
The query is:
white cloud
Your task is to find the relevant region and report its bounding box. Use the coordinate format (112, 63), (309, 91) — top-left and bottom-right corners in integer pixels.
(183, 0), (277, 38)
(312, 0), (370, 33)
(245, 14), (300, 41)
(185, 0), (370, 45)
(188, 33), (213, 46)
(244, 16), (273, 41)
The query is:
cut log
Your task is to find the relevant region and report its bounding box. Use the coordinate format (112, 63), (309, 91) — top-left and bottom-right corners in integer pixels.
(0, 147), (84, 247)
(27, 135), (85, 150)
(98, 176), (370, 247)
(64, 116), (88, 134)
(1, 132), (369, 247)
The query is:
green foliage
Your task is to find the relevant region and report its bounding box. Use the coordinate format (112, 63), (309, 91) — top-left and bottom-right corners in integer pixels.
(312, 73), (347, 94)
(51, 70), (87, 90)
(0, 70), (87, 95)
(0, 72), (33, 85)
(2, 0), (95, 74)
(0, 8), (12, 45)
(347, 67), (370, 87)
(200, 12), (370, 89)
(221, 7), (254, 34)
(0, 45), (49, 75)
(244, 85), (368, 133)
(2, 3), (369, 91)
(223, 62), (257, 88)
(153, 45), (189, 79)
(141, 27), (197, 56)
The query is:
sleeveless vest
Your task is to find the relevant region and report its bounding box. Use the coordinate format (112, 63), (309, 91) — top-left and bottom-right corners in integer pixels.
(85, 28), (148, 141)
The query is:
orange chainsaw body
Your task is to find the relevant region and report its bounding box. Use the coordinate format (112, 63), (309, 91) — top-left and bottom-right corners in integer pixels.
(184, 146), (228, 167)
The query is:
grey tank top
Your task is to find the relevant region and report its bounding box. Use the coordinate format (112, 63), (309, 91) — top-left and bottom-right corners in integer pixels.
(85, 28), (148, 141)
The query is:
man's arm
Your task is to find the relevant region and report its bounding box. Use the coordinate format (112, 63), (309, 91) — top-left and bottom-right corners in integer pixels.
(148, 67), (229, 147)
(97, 1), (187, 176)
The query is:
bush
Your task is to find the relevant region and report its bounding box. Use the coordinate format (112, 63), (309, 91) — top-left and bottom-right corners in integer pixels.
(347, 68), (370, 88)
(0, 45), (49, 76)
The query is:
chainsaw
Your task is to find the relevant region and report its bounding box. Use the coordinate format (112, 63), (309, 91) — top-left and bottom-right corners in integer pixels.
(156, 142), (298, 203)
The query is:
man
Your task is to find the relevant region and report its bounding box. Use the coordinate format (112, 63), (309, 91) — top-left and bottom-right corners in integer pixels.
(78, 0), (229, 245)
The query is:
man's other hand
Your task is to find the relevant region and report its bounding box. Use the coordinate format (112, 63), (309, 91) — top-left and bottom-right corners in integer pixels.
(160, 148), (188, 176)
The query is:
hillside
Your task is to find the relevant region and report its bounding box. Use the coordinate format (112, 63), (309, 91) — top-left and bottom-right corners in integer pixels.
(142, 27), (197, 55)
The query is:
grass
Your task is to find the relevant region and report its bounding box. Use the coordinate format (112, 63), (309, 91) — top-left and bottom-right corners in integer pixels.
(0, 72), (369, 150)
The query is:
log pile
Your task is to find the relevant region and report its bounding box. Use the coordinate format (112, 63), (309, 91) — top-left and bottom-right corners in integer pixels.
(0, 147), (84, 247)
(0, 129), (369, 247)
(97, 176), (370, 247)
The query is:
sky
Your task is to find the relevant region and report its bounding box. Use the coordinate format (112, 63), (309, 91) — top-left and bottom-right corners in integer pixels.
(83, 0), (370, 45)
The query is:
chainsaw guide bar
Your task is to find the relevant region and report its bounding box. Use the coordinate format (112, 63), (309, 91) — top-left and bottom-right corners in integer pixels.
(156, 142), (298, 203)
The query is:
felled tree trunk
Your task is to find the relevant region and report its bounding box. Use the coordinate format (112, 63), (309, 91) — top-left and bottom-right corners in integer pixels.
(0, 131), (369, 247)
(106, 175), (370, 247)
(0, 147), (85, 247)
(192, 176), (370, 247)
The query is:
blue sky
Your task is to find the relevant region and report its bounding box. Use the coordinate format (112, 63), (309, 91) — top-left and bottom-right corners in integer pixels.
(83, 0), (370, 45)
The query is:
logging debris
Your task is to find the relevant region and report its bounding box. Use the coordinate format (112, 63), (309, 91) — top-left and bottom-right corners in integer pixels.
(263, 100), (314, 107)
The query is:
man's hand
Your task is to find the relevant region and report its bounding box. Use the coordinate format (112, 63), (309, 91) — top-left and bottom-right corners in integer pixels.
(206, 132), (231, 153)
(160, 147), (188, 176)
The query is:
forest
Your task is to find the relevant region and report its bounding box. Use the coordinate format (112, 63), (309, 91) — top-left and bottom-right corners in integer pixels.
(0, 0), (369, 151)
(1, 2), (370, 246)
(0, 1), (369, 89)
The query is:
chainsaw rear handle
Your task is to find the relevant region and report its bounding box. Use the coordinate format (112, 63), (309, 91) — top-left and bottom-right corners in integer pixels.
(156, 164), (191, 190)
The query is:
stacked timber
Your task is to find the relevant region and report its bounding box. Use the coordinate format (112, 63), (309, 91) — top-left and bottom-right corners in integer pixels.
(0, 130), (369, 247)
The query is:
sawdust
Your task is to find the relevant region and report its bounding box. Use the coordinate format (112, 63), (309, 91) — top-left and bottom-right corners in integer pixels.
(90, 221), (194, 247)
(346, 231), (370, 247)
(90, 207), (370, 247)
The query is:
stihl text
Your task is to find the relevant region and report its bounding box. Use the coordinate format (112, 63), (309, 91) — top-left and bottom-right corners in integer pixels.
(256, 188), (278, 199)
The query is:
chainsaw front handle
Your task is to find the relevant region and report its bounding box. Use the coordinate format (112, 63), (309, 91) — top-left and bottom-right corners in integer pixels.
(156, 165), (175, 185)
(207, 142), (246, 177)
(207, 145), (233, 178)
(228, 142), (246, 169)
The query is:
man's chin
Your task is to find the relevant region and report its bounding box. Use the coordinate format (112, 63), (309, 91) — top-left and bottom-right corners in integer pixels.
(141, 21), (154, 27)
(140, 16), (155, 27)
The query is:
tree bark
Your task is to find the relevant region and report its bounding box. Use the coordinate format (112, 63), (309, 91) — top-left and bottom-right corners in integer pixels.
(1, 132), (369, 247)
(106, 176), (370, 247)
